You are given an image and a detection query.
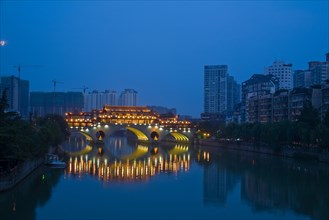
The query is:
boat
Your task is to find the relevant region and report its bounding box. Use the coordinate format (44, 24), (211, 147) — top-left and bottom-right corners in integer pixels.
(44, 154), (66, 168)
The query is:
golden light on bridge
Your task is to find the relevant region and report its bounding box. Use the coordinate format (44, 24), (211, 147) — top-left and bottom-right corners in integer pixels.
(65, 105), (191, 129)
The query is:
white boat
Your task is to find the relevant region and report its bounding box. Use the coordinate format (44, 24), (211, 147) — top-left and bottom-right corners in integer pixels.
(44, 154), (66, 168)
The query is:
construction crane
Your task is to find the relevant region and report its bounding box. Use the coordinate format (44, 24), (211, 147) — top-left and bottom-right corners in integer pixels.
(72, 85), (89, 94)
(52, 79), (64, 96)
(13, 64), (43, 79)
(52, 80), (63, 115)
(11, 64), (42, 116)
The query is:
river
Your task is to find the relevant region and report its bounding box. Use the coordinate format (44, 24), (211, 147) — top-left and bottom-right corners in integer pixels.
(0, 133), (328, 220)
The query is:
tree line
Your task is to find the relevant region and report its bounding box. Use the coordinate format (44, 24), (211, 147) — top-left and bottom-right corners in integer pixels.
(196, 101), (329, 149)
(0, 89), (69, 160)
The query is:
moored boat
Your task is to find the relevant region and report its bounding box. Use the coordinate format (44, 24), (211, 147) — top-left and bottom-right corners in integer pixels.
(44, 154), (66, 168)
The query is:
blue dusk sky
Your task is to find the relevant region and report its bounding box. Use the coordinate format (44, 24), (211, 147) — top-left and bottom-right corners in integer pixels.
(0, 0), (328, 117)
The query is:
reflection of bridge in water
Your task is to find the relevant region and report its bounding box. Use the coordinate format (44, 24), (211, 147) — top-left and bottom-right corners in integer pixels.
(66, 153), (190, 181)
(61, 132), (190, 161)
(61, 131), (192, 181)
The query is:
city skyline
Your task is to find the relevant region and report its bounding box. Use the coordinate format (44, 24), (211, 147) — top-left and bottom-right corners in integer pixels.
(0, 1), (328, 117)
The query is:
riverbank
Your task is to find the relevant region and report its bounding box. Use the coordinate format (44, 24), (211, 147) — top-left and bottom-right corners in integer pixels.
(197, 139), (329, 163)
(0, 146), (66, 192)
(0, 158), (43, 192)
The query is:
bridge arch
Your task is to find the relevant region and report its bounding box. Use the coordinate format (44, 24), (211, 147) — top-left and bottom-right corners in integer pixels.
(150, 131), (160, 140)
(126, 127), (149, 142)
(96, 130), (105, 140)
(164, 132), (190, 142)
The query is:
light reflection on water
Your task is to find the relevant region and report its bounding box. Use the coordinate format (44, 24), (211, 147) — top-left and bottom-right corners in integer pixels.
(1, 134), (328, 220)
(66, 153), (190, 181)
(63, 133), (192, 181)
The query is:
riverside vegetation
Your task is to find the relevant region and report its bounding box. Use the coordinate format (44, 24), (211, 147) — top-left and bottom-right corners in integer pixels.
(0, 89), (69, 164)
(196, 101), (329, 150)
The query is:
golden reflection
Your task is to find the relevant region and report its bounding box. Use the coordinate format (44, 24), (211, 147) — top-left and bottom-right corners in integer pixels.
(196, 150), (210, 162)
(66, 154), (190, 181)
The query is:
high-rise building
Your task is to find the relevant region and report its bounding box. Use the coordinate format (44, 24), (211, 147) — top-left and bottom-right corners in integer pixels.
(204, 65), (228, 114)
(118, 89), (137, 106)
(203, 65), (240, 121)
(227, 76), (241, 112)
(0, 75), (29, 118)
(265, 60), (293, 90)
(84, 90), (116, 111)
(103, 90), (116, 106)
(293, 70), (311, 88)
(308, 53), (329, 85)
(30, 91), (83, 117)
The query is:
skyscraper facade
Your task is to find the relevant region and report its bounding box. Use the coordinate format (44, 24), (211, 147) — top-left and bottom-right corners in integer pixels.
(30, 91), (83, 117)
(0, 75), (29, 118)
(227, 76), (241, 112)
(308, 53), (329, 85)
(84, 90), (117, 111)
(119, 89), (137, 106)
(265, 60), (293, 90)
(293, 70), (311, 88)
(204, 65), (228, 114)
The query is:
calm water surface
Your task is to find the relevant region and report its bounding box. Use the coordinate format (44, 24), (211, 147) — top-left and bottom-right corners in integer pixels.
(1, 134), (328, 220)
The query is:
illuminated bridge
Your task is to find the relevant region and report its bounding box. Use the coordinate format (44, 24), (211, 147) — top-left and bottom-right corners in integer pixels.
(66, 105), (194, 143)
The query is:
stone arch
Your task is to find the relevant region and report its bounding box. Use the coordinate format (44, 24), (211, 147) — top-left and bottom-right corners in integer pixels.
(167, 132), (189, 142)
(96, 130), (105, 140)
(126, 127), (149, 142)
(150, 131), (160, 141)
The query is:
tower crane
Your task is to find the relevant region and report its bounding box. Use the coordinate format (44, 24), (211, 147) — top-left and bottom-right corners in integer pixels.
(52, 79), (64, 96)
(13, 64), (42, 79)
(11, 64), (42, 117)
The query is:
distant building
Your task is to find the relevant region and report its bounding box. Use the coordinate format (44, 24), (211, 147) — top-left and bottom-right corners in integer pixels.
(0, 75), (29, 118)
(84, 90), (116, 111)
(293, 70), (311, 88)
(272, 89), (289, 122)
(292, 53), (329, 88)
(203, 65), (240, 120)
(321, 82), (329, 119)
(30, 91), (83, 117)
(241, 74), (278, 122)
(204, 65), (227, 114)
(227, 75), (241, 112)
(119, 89), (137, 106)
(258, 94), (273, 123)
(247, 93), (273, 123)
(308, 53), (329, 85)
(265, 60), (293, 90)
(289, 87), (312, 121)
